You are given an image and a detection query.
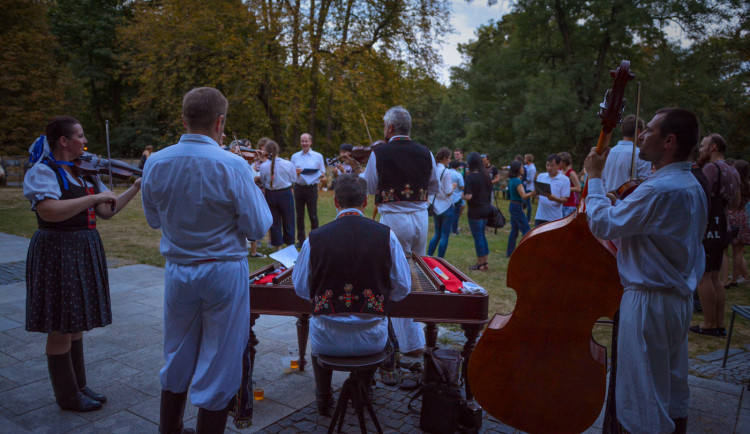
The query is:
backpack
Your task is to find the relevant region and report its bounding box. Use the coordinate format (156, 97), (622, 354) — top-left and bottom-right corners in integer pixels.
(408, 348), (480, 434)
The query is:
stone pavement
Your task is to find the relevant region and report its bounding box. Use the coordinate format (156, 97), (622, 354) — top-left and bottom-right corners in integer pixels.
(0, 231), (749, 433)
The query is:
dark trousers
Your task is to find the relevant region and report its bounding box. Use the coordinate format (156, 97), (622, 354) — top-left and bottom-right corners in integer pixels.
(294, 184), (319, 243)
(266, 188), (295, 246)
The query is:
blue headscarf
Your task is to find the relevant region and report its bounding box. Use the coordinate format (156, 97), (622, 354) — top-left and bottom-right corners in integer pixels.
(28, 135), (74, 190)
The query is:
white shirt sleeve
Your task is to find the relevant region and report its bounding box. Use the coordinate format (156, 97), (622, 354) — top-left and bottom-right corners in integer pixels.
(427, 153), (439, 195)
(234, 164), (273, 240)
(388, 230), (412, 301)
(364, 153), (379, 195)
(292, 239), (312, 300)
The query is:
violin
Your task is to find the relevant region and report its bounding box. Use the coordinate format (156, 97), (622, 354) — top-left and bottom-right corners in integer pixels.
(467, 61), (633, 433)
(73, 152), (142, 180)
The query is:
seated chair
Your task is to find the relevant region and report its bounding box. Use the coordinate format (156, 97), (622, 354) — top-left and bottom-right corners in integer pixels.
(316, 350), (387, 434)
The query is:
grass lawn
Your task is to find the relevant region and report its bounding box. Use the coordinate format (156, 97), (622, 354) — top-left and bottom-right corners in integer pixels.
(1, 185), (749, 362)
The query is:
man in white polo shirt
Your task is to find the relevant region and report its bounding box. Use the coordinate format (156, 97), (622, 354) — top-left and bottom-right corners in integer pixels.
(533, 153), (570, 226)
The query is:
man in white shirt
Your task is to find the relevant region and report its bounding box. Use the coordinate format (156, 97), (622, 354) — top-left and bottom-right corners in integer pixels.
(533, 154), (570, 226)
(142, 87), (273, 434)
(292, 174), (411, 415)
(523, 154), (536, 221)
(291, 133), (325, 248)
(362, 106), (440, 357)
(585, 107), (707, 434)
(601, 115), (652, 192)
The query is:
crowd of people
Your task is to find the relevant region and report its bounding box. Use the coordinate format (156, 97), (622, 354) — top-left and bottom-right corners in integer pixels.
(19, 84), (750, 434)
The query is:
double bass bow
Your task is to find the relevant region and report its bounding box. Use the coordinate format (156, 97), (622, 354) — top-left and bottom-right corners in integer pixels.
(467, 61), (634, 433)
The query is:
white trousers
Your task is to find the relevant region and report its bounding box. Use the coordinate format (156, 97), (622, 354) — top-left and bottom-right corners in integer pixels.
(380, 210), (428, 353)
(160, 259), (250, 411)
(616, 290), (692, 434)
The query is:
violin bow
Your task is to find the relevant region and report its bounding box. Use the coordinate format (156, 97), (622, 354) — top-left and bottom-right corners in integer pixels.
(105, 120), (115, 212)
(629, 82), (642, 180)
(105, 120), (113, 191)
(360, 110), (373, 144)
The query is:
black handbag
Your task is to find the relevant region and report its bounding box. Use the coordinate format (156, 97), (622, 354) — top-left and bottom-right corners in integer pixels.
(486, 206), (506, 229)
(408, 348), (463, 434)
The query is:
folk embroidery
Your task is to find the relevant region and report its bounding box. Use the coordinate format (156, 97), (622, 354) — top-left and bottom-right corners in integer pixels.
(338, 284), (359, 308)
(313, 289), (333, 313)
(362, 289), (385, 313)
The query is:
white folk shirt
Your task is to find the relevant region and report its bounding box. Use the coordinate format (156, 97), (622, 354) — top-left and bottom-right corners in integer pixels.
(141, 134), (272, 264)
(259, 158), (297, 190)
(601, 140), (652, 192)
(586, 162), (707, 296)
(292, 208), (412, 356)
(534, 172), (570, 221)
(429, 163), (455, 215)
(363, 136), (440, 214)
(291, 149), (325, 186)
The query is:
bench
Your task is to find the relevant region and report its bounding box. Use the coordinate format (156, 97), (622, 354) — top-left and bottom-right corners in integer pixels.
(722, 305), (750, 368)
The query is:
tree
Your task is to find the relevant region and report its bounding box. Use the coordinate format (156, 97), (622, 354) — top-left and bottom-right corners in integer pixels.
(0, 0), (78, 155)
(450, 0), (748, 166)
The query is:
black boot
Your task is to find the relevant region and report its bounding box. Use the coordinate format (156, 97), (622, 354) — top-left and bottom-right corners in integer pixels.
(47, 351), (102, 412)
(671, 417), (688, 434)
(159, 390), (195, 434)
(196, 406), (229, 434)
(311, 356), (334, 416)
(70, 339), (107, 403)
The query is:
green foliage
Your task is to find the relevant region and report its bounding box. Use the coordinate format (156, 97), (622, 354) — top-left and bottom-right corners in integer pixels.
(0, 0), (77, 155)
(447, 0), (750, 166)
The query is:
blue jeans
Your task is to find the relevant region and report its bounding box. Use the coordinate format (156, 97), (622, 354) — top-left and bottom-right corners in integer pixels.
(562, 206), (576, 216)
(451, 199), (463, 233)
(468, 217), (489, 257)
(507, 202), (530, 257)
(428, 204), (455, 258)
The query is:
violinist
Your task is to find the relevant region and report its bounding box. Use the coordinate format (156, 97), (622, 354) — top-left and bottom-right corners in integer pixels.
(601, 114), (651, 192)
(259, 140), (298, 250)
(23, 115), (142, 413)
(585, 108), (707, 434)
(141, 87), (272, 433)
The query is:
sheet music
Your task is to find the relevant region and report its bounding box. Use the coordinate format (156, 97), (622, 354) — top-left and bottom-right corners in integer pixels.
(269, 245), (299, 268)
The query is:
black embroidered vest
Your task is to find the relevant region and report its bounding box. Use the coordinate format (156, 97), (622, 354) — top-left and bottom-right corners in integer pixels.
(374, 139), (432, 205)
(36, 164), (99, 231)
(309, 215), (392, 315)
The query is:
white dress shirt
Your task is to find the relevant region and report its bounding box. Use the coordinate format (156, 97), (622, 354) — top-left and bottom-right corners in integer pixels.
(601, 140), (652, 192)
(363, 138), (440, 214)
(141, 134), (272, 264)
(429, 163), (454, 215)
(291, 149), (325, 186)
(292, 208), (412, 356)
(259, 158), (297, 190)
(586, 162), (707, 296)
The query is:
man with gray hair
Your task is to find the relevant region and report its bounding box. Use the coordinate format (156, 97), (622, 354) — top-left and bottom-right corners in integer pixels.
(142, 87), (272, 434)
(363, 106), (439, 358)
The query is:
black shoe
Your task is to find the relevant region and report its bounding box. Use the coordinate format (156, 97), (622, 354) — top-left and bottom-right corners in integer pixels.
(159, 390), (195, 434)
(196, 406), (229, 434)
(295, 242), (303, 249)
(47, 352), (102, 412)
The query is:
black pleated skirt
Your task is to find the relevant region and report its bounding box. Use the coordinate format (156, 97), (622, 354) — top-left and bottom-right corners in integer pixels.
(25, 228), (112, 333)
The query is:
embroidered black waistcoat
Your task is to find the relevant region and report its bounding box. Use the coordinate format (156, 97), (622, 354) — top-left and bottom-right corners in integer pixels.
(36, 164), (100, 231)
(309, 215), (392, 315)
(374, 140), (432, 205)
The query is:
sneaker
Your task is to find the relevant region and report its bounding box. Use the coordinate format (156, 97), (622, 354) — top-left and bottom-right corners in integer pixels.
(249, 252), (266, 258)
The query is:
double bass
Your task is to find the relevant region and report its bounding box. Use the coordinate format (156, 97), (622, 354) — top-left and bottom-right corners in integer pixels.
(467, 61), (634, 433)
